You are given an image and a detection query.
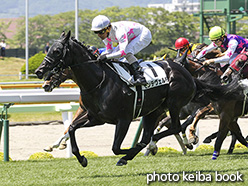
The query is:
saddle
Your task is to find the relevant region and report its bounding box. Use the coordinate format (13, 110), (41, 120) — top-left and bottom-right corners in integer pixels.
(110, 60), (169, 90)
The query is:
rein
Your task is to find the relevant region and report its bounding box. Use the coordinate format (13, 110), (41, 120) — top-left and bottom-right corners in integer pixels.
(67, 59), (107, 96)
(188, 57), (216, 73)
(105, 62), (134, 86)
(80, 70), (106, 96)
(47, 38), (131, 95)
(69, 59), (133, 85)
(70, 59), (125, 68)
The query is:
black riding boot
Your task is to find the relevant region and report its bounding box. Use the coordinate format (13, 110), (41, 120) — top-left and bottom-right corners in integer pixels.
(130, 61), (147, 86)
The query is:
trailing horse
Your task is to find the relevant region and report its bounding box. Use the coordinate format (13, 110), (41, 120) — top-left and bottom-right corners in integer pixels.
(203, 49), (248, 151)
(174, 49), (248, 159)
(35, 31), (242, 166)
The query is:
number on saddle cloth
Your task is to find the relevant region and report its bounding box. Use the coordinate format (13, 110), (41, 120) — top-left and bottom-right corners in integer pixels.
(111, 61), (169, 89)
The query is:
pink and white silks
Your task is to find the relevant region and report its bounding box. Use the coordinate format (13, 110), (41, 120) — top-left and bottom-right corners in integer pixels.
(103, 21), (152, 61)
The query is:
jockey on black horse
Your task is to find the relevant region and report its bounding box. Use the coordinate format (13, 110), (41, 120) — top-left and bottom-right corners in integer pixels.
(91, 15), (152, 86)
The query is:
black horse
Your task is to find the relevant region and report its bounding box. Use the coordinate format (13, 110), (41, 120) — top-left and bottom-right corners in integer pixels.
(35, 31), (241, 166)
(203, 49), (248, 150)
(175, 50), (248, 159)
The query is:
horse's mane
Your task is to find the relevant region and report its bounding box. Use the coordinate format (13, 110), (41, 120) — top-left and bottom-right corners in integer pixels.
(70, 37), (97, 60)
(196, 70), (244, 101)
(198, 70), (221, 84)
(70, 37), (88, 50)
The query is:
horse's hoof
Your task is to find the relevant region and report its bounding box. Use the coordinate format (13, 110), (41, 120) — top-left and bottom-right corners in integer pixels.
(186, 144), (193, 150)
(79, 155), (88, 167)
(44, 146), (53, 152)
(146, 141), (158, 156)
(116, 159), (127, 166)
(59, 141), (67, 150)
(203, 138), (212, 143)
(150, 145), (158, 156)
(192, 136), (199, 145)
(188, 135), (199, 145)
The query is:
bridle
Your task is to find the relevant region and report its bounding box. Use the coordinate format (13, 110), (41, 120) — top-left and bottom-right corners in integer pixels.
(43, 41), (70, 81)
(44, 41), (69, 67)
(44, 39), (106, 94)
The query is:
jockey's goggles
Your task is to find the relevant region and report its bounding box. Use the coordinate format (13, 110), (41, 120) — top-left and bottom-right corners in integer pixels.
(211, 38), (222, 44)
(94, 28), (107, 35)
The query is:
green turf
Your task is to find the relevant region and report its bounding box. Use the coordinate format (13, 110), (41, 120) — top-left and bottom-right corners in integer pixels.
(0, 149), (247, 186)
(0, 57), (26, 82)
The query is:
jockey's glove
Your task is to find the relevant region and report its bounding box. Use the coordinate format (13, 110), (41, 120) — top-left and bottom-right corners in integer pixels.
(203, 59), (215, 66)
(97, 54), (108, 62)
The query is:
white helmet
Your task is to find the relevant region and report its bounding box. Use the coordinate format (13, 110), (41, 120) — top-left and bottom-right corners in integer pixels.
(91, 15), (110, 31)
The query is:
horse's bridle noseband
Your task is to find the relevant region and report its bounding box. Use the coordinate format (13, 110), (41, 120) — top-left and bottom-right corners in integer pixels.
(44, 39), (107, 94)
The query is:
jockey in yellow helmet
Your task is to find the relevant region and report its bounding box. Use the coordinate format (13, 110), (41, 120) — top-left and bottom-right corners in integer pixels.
(197, 26), (248, 66)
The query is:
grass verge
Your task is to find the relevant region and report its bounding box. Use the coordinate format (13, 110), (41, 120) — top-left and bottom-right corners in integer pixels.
(0, 149), (247, 186)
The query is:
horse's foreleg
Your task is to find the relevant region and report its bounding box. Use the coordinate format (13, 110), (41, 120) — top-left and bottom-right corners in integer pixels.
(228, 121), (248, 148)
(179, 107), (199, 150)
(227, 133), (236, 154)
(116, 113), (160, 166)
(145, 114), (187, 155)
(212, 115), (230, 160)
(69, 110), (102, 167)
(181, 114), (196, 149)
(181, 115), (195, 134)
(152, 106), (182, 142)
(69, 120), (88, 167)
(188, 104), (214, 144)
(213, 127), (229, 160)
(145, 115), (171, 156)
(112, 120), (132, 156)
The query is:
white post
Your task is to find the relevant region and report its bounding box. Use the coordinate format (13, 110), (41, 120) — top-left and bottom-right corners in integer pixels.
(75, 0), (79, 40)
(25, 0), (29, 79)
(19, 72), (22, 80)
(61, 111), (73, 158)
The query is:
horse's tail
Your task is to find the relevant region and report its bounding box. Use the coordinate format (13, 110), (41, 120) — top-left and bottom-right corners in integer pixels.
(193, 77), (244, 102)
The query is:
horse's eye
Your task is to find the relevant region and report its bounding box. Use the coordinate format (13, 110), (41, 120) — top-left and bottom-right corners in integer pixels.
(53, 49), (62, 57)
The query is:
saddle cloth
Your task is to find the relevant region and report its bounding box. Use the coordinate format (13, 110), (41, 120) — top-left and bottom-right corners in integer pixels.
(112, 61), (169, 90)
(112, 61), (169, 118)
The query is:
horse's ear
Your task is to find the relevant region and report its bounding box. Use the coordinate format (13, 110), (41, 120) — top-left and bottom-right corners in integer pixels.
(60, 31), (65, 39)
(176, 49), (180, 58)
(61, 31), (71, 43)
(64, 31), (71, 41)
(66, 31), (71, 39)
(182, 48), (189, 60)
